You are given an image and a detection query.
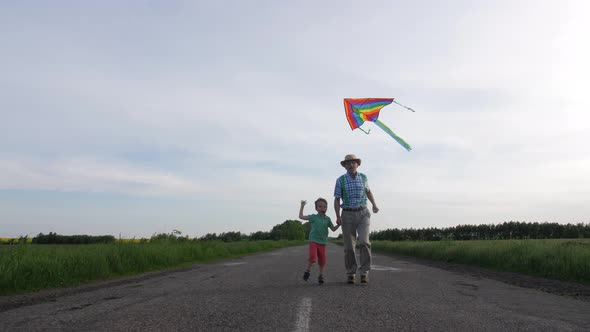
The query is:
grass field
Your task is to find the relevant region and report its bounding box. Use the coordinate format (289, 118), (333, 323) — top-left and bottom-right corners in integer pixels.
(0, 240), (305, 295)
(372, 238), (590, 284)
(2, 238), (588, 296)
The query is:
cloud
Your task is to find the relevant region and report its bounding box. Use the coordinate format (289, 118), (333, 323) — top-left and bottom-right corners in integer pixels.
(0, 157), (199, 196)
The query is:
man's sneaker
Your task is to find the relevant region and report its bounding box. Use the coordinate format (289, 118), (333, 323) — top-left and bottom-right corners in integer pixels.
(303, 270), (310, 281)
(360, 274), (369, 284)
(347, 275), (355, 284)
(318, 275), (324, 284)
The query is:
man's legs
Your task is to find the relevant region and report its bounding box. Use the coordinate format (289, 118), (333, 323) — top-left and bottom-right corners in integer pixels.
(341, 212), (358, 276)
(357, 209), (372, 277)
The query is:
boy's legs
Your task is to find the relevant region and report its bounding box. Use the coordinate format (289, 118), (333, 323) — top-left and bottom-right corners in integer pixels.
(308, 242), (318, 267)
(317, 243), (327, 274)
(304, 242), (318, 281)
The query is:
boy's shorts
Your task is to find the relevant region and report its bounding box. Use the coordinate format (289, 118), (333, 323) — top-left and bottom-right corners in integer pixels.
(308, 242), (326, 267)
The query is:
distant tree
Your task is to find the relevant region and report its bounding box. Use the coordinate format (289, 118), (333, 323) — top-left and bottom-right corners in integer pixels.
(218, 231), (242, 242)
(369, 221), (589, 241)
(302, 222), (311, 239)
(270, 220), (305, 240)
(249, 231), (271, 241)
(200, 233), (219, 241)
(32, 232), (115, 244)
(150, 230), (189, 243)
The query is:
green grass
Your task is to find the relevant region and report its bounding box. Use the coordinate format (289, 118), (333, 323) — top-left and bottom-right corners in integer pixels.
(372, 239), (590, 284)
(0, 240), (305, 295)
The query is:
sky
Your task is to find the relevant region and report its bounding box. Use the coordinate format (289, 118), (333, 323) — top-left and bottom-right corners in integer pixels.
(1, 1), (589, 239)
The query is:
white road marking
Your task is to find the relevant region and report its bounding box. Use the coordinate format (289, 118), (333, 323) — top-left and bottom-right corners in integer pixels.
(371, 264), (401, 271)
(223, 262), (246, 266)
(293, 297), (312, 332)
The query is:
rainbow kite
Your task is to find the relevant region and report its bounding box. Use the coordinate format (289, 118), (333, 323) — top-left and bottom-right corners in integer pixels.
(343, 98), (414, 151)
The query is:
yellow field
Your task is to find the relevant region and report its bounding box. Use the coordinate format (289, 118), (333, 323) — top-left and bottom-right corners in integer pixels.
(116, 238), (144, 243)
(0, 237), (33, 244)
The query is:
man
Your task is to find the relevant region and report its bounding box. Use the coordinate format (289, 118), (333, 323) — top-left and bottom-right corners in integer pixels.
(334, 154), (379, 284)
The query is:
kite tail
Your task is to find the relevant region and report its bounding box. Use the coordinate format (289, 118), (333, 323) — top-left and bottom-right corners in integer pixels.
(374, 120), (412, 151)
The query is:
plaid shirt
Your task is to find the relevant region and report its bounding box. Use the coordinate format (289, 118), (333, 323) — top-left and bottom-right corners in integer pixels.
(334, 172), (370, 208)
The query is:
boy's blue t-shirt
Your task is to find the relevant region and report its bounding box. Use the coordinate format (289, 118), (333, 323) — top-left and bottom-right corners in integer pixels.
(307, 214), (334, 244)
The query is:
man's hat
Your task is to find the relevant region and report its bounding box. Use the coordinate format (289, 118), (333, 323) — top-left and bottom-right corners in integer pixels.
(340, 154), (362, 167)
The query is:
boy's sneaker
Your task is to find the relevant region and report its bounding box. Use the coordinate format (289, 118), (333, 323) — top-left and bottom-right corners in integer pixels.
(303, 270), (310, 281)
(347, 275), (355, 284)
(318, 274), (324, 284)
(360, 274), (369, 284)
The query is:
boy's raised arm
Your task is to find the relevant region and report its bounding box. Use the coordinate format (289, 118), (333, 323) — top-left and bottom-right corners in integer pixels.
(298, 200), (309, 220)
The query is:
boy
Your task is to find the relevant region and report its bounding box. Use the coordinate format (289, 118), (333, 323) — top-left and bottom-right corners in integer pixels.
(298, 198), (340, 284)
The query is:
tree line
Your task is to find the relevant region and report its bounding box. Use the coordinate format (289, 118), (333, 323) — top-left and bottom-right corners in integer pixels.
(20, 220), (311, 245)
(198, 220), (310, 242)
(370, 221), (590, 241)
(32, 232), (116, 244)
(12, 220), (589, 245)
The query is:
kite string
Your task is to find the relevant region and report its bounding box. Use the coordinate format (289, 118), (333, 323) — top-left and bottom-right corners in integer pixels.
(393, 100), (416, 112)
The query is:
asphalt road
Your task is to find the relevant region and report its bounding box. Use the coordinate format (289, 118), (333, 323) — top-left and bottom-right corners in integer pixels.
(1, 243), (589, 331)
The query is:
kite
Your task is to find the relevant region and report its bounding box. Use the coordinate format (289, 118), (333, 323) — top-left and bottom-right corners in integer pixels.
(343, 98), (414, 151)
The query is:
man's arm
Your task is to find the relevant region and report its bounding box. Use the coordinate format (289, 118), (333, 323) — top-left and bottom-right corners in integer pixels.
(366, 190), (379, 213)
(334, 197), (342, 225)
(329, 223), (340, 232)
